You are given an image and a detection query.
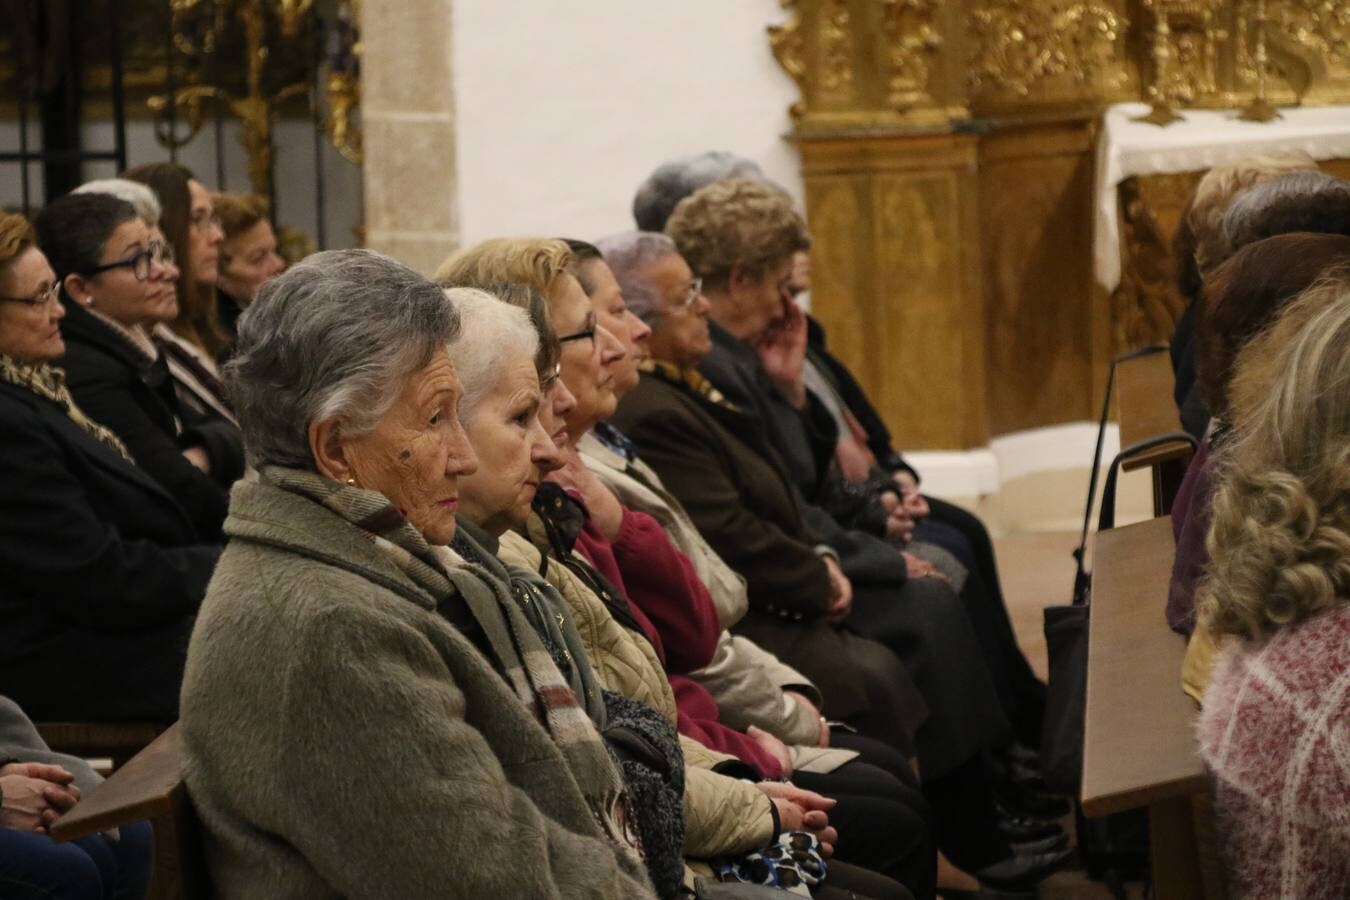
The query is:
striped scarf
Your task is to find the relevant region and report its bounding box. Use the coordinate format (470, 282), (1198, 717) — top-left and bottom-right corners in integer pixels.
(259, 465), (644, 860)
(641, 357), (739, 411)
(0, 354), (134, 463)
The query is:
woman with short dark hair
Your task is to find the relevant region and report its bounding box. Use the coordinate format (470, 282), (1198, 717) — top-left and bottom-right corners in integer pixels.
(34, 191), (238, 541)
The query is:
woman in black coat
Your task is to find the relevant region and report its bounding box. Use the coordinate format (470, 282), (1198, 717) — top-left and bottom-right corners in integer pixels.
(0, 212), (217, 722)
(34, 192), (242, 542)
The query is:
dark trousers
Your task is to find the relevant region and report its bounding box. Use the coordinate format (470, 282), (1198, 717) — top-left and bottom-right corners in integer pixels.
(918, 498), (1047, 749)
(0, 820), (154, 900)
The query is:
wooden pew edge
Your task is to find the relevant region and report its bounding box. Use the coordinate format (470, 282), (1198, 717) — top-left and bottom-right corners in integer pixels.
(1081, 770), (1210, 819)
(50, 725), (184, 843)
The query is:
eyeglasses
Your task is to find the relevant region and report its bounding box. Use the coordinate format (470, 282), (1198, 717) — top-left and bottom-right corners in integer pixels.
(80, 241), (177, 282)
(556, 324), (596, 347)
(540, 361), (562, 393)
(0, 281), (61, 309)
(660, 277), (703, 315)
(190, 208), (223, 232)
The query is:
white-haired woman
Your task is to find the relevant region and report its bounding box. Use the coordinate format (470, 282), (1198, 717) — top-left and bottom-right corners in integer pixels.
(1196, 274), (1350, 900)
(178, 250), (655, 898)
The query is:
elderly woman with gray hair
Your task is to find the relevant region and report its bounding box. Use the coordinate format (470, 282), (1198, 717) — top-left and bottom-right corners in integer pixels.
(177, 249), (655, 899)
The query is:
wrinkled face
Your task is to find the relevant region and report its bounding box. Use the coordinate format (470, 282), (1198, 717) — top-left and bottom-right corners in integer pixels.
(644, 252), (712, 369)
(583, 259), (651, 397)
(0, 247), (65, 363)
(72, 218), (174, 329)
(457, 351), (561, 535)
(187, 179), (224, 286)
(738, 254), (796, 342)
(552, 273), (625, 440)
(219, 219), (286, 305)
(145, 225), (182, 324)
(538, 365), (578, 451)
(343, 348), (478, 546)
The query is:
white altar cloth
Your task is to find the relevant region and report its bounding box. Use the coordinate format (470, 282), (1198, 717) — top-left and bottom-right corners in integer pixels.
(1094, 101), (1350, 293)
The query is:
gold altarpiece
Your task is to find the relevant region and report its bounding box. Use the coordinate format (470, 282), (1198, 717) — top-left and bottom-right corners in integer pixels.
(770, 0), (1350, 448)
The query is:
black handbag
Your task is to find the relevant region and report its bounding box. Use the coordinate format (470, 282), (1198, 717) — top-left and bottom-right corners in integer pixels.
(1038, 346), (1196, 891)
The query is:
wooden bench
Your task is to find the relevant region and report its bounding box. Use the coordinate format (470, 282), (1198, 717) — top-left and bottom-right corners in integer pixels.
(1081, 517), (1223, 899)
(1113, 348), (1194, 516)
(36, 721), (165, 772)
(51, 723), (207, 900)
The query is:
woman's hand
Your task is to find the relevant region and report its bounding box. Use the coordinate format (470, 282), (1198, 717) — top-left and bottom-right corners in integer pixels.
(904, 552), (949, 584)
(757, 782), (838, 856)
(756, 297), (809, 409)
(547, 448), (625, 540)
(0, 763), (80, 833)
(747, 725), (794, 778)
(880, 492), (916, 544)
(784, 690), (830, 747)
(822, 555), (853, 623)
(183, 445), (211, 473)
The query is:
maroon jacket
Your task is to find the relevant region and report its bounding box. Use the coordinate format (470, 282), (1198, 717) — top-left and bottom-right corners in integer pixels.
(572, 505), (784, 779)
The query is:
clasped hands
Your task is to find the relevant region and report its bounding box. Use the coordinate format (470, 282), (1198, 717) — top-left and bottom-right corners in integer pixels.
(0, 762), (80, 833)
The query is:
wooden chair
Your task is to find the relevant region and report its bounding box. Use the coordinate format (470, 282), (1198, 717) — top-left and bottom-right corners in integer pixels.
(1112, 347), (1195, 516)
(51, 723), (207, 900)
(1080, 517), (1224, 899)
(35, 722), (165, 772)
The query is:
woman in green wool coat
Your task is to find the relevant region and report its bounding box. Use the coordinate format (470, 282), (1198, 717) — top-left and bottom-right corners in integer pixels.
(176, 249), (655, 899)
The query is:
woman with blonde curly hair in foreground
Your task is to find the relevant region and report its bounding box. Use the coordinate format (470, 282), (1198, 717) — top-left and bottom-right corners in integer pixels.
(1196, 271), (1350, 900)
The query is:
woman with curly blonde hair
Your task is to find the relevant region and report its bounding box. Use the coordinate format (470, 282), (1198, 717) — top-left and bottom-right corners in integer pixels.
(1196, 271), (1350, 900)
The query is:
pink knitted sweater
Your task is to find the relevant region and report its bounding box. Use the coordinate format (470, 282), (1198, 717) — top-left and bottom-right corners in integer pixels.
(1197, 603), (1350, 899)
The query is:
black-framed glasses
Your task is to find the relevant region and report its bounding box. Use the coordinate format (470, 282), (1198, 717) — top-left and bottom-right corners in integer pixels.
(80, 241), (176, 282)
(662, 276), (703, 315)
(0, 281), (60, 309)
(556, 324), (596, 347)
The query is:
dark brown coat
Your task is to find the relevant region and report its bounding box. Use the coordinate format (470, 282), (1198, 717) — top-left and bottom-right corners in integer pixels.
(613, 372), (924, 754)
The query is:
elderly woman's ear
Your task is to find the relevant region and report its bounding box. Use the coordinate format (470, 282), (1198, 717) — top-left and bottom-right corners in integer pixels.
(308, 417), (352, 484)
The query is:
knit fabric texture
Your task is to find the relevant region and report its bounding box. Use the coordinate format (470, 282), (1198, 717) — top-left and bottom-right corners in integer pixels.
(1197, 602), (1350, 899)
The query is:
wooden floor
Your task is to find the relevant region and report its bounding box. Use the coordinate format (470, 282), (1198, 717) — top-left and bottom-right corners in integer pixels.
(986, 531), (1147, 900)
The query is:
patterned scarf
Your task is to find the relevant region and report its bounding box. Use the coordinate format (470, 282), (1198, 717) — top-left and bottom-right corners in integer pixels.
(259, 465), (644, 860)
(591, 420), (638, 463)
(0, 354), (134, 463)
(641, 357), (740, 411)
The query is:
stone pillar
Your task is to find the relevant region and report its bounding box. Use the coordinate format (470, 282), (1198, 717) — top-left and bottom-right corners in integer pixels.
(359, 0), (458, 276)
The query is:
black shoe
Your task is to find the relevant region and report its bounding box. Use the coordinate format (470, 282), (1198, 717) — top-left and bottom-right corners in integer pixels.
(974, 847), (1074, 891)
(995, 778), (1071, 819)
(996, 804), (1062, 842)
(1002, 741), (1040, 768)
(1009, 831), (1070, 855)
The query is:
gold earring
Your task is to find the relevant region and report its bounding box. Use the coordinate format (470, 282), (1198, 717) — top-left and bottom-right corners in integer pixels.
(345, 477), (357, 487)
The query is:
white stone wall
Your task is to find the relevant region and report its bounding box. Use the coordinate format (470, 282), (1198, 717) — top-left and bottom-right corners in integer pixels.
(451, 0), (804, 245)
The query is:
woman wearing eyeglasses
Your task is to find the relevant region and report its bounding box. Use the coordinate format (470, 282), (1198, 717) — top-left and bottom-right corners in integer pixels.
(0, 211), (217, 723)
(34, 192), (235, 542)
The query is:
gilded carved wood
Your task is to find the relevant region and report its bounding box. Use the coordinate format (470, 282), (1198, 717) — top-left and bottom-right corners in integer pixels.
(774, 0), (1350, 446)
(771, 0), (1350, 125)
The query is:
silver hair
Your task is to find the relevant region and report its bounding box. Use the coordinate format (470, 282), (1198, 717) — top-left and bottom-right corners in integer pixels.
(225, 249), (458, 469)
(632, 151), (765, 232)
(595, 231), (679, 325)
(73, 179), (162, 226)
(1220, 171), (1350, 263)
(445, 286), (540, 423)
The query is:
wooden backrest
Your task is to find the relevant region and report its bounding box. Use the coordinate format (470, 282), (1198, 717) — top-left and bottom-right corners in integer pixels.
(1113, 348), (1195, 513)
(1114, 349), (1183, 449)
(36, 722), (165, 771)
(51, 723), (207, 899)
(1081, 517), (1206, 816)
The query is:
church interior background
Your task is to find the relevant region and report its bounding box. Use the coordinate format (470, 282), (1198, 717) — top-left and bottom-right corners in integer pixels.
(6, 0), (1350, 531)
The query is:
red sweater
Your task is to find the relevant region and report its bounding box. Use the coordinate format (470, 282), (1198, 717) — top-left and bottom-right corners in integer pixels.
(573, 506), (784, 779)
